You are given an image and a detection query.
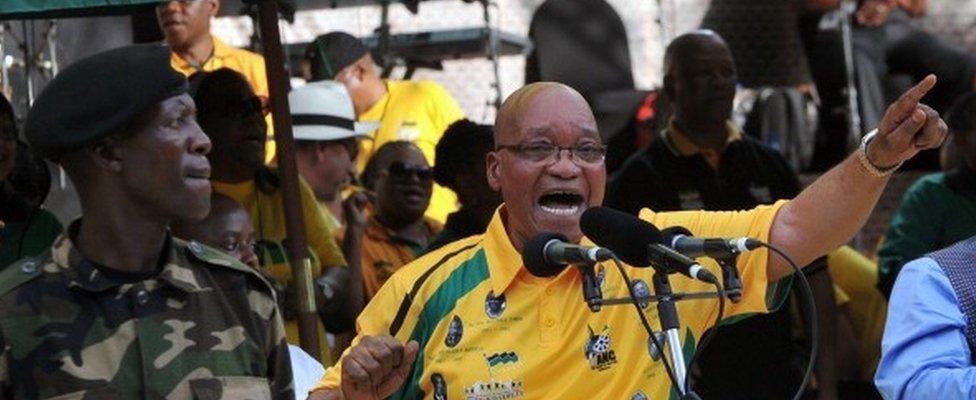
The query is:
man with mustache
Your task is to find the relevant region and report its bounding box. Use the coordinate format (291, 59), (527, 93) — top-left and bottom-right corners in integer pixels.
(308, 72), (945, 399)
(0, 45), (292, 399)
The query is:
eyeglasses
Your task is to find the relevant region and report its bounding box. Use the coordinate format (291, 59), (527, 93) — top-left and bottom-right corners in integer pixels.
(495, 142), (607, 165)
(222, 237), (257, 255)
(385, 161), (433, 182)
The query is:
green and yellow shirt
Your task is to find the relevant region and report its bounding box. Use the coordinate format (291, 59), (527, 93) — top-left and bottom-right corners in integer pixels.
(315, 202), (787, 399)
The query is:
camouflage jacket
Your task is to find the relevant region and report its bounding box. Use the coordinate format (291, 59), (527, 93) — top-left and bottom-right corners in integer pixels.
(0, 232), (294, 400)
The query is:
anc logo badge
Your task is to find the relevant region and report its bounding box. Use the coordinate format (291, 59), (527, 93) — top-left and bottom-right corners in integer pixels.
(583, 324), (617, 371)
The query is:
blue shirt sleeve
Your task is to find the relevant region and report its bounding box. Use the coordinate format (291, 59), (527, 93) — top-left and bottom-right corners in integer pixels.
(875, 258), (976, 399)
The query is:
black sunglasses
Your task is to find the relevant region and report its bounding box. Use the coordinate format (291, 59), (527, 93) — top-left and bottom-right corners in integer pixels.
(386, 161), (433, 182)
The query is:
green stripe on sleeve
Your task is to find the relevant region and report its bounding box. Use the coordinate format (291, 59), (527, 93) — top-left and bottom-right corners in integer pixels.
(390, 249), (490, 400)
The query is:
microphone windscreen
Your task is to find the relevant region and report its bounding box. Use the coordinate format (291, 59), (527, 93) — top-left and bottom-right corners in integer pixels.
(579, 207), (661, 267)
(660, 226), (693, 246)
(522, 232), (570, 277)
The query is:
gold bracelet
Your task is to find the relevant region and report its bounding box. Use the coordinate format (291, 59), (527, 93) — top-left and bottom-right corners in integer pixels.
(857, 129), (902, 177)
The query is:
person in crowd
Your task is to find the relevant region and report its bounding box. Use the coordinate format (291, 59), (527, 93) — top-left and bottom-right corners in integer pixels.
(877, 91), (976, 298)
(290, 80), (370, 355)
(304, 31), (464, 223)
(157, 0), (277, 162)
(425, 119), (502, 253)
(191, 67), (360, 363)
(292, 81), (368, 231)
(875, 234), (976, 398)
(172, 193), (326, 400)
(606, 30), (839, 399)
(306, 73), (945, 399)
(350, 141), (441, 302)
(0, 45), (292, 398)
(172, 193), (261, 269)
(0, 94), (62, 269)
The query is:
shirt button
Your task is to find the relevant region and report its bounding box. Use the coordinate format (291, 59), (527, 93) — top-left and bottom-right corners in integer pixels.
(545, 317), (555, 327)
(545, 288), (554, 296)
(136, 290), (149, 305)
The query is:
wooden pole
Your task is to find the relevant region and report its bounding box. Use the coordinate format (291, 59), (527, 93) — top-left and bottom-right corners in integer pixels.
(254, 0), (321, 360)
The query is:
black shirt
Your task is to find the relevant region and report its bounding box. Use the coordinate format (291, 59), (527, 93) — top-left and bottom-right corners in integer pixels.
(607, 131), (810, 399)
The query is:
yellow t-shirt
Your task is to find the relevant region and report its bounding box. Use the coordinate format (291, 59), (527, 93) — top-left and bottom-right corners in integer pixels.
(357, 80), (465, 224)
(170, 37), (277, 163)
(213, 175), (346, 363)
(827, 246), (887, 381)
(313, 201), (787, 399)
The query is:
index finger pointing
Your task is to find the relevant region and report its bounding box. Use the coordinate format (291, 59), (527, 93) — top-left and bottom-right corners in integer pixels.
(898, 74), (937, 106)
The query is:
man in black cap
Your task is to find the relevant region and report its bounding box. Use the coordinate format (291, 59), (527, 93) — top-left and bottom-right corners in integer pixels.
(0, 44), (293, 399)
(304, 31), (464, 225)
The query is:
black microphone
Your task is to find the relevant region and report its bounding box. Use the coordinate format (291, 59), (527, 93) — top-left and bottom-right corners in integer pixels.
(523, 233), (614, 277)
(523, 233), (608, 311)
(579, 207), (718, 284)
(522, 233), (613, 312)
(662, 226), (744, 302)
(660, 226), (762, 259)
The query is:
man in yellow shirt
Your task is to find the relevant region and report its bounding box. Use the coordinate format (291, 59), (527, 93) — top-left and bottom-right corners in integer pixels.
(304, 32), (465, 224)
(157, 0), (277, 162)
(309, 77), (946, 399)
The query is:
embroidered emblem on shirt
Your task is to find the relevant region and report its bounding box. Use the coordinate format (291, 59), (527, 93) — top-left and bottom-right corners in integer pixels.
(397, 121), (421, 141)
(464, 379), (524, 400)
(431, 373), (448, 400)
(485, 291), (507, 319)
(583, 324), (618, 371)
(631, 279), (651, 309)
(484, 351), (520, 376)
(446, 315), (464, 348)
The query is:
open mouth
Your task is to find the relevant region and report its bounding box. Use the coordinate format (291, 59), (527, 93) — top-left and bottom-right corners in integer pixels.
(538, 191), (585, 216)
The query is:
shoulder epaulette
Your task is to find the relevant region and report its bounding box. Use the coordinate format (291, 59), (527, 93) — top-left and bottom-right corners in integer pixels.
(184, 241), (275, 290)
(0, 252), (47, 298)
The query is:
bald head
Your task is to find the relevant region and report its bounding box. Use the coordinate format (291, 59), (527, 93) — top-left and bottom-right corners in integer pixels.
(662, 30), (737, 142)
(495, 82), (595, 145)
(663, 30), (731, 79)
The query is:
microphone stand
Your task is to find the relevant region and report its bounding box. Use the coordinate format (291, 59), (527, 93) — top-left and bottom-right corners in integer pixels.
(716, 255), (742, 303)
(652, 271), (699, 399)
(577, 260), (603, 312)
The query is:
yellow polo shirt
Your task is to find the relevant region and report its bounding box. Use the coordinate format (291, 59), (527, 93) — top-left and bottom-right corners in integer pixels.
(169, 37), (277, 163)
(313, 201), (787, 399)
(357, 80), (465, 224)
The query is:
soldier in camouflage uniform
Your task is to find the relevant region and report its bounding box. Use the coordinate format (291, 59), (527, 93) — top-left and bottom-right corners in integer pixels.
(0, 44), (294, 399)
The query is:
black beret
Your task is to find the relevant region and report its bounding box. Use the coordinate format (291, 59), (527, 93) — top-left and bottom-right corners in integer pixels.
(25, 44), (188, 159)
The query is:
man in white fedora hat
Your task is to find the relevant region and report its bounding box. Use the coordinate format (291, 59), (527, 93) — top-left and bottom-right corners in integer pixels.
(290, 81), (371, 345)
